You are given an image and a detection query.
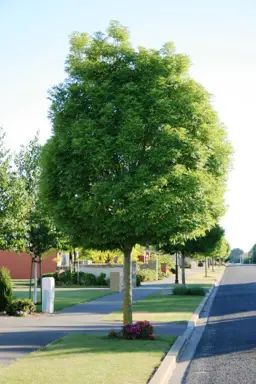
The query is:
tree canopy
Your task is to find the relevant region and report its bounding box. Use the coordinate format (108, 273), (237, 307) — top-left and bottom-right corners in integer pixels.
(230, 248), (244, 263)
(0, 129), (29, 251)
(40, 21), (231, 324)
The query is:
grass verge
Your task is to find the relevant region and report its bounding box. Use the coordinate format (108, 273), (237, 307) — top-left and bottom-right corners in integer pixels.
(0, 334), (177, 384)
(104, 266), (225, 323)
(104, 292), (202, 322)
(13, 289), (112, 312)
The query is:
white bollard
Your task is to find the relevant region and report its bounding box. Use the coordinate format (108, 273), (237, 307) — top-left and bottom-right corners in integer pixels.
(42, 277), (55, 313)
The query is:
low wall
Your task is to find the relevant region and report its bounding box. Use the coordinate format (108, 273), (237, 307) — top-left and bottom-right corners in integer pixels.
(79, 262), (137, 288)
(79, 264), (123, 278)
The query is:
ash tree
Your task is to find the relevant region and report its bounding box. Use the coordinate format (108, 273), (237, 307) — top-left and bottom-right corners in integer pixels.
(40, 21), (231, 324)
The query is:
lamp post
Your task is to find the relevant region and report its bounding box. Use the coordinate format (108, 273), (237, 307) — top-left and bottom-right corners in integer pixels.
(175, 251), (179, 284)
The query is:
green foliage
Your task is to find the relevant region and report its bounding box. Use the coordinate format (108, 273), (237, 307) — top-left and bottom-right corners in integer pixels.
(150, 253), (175, 273)
(0, 129), (29, 251)
(173, 286), (205, 296)
(79, 249), (123, 264)
(230, 248), (244, 263)
(40, 21), (231, 324)
(15, 135), (67, 257)
(6, 298), (35, 316)
(158, 272), (170, 280)
(136, 275), (142, 287)
(40, 271), (108, 287)
(0, 267), (13, 311)
(137, 269), (157, 282)
(96, 273), (108, 286)
(41, 21), (231, 252)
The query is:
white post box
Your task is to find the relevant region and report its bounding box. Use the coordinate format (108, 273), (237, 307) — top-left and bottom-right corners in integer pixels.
(42, 277), (55, 313)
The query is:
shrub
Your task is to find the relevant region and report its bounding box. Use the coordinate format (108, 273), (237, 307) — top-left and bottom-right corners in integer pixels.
(189, 287), (205, 296)
(108, 330), (121, 339)
(0, 267), (13, 311)
(173, 286), (205, 296)
(38, 272), (59, 286)
(158, 272), (167, 280)
(83, 273), (97, 286)
(136, 274), (142, 287)
(137, 269), (156, 282)
(122, 320), (155, 340)
(96, 273), (108, 286)
(59, 270), (72, 283)
(6, 298), (35, 316)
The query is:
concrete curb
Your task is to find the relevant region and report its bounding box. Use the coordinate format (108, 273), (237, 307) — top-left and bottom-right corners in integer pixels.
(148, 268), (226, 384)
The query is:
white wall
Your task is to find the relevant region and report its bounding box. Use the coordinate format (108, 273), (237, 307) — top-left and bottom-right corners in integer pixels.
(78, 264), (123, 279)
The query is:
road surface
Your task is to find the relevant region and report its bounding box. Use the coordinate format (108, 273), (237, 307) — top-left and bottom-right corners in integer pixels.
(182, 265), (256, 384)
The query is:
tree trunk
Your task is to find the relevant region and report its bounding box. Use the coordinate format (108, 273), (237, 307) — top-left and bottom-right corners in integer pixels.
(39, 255), (42, 304)
(212, 258), (214, 272)
(29, 256), (33, 300)
(123, 248), (133, 325)
(73, 249), (79, 284)
(33, 256), (38, 304)
(205, 257), (208, 277)
(181, 254), (186, 285)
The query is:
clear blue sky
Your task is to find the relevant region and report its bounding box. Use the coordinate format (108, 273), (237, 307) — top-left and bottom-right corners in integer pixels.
(1, 0), (256, 251)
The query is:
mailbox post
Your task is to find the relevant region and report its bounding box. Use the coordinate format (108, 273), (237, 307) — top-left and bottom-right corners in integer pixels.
(42, 277), (55, 313)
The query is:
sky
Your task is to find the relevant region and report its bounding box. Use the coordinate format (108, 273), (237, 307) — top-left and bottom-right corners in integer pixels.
(1, 0), (256, 251)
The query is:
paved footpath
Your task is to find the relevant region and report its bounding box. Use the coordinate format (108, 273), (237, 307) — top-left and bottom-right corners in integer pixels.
(0, 273), (193, 366)
(182, 265), (256, 384)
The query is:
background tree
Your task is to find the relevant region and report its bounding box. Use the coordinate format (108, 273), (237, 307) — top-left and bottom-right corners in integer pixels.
(230, 248), (244, 263)
(160, 225), (226, 283)
(0, 128), (29, 252)
(40, 21), (231, 324)
(15, 135), (67, 303)
(249, 244), (256, 264)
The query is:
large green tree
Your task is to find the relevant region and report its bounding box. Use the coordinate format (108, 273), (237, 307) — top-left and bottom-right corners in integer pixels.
(40, 21), (231, 324)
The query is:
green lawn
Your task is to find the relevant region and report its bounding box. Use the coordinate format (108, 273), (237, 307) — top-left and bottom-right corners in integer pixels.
(0, 334), (177, 384)
(104, 292), (203, 322)
(12, 279), (31, 288)
(14, 289), (112, 312)
(186, 266), (225, 288)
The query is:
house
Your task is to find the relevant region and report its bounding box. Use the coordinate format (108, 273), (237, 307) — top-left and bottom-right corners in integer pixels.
(0, 251), (57, 279)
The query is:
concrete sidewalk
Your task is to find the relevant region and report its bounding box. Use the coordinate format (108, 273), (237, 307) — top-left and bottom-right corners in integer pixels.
(0, 270), (200, 366)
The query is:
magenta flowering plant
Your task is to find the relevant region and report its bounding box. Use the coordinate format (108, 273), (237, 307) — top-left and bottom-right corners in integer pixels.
(122, 320), (155, 340)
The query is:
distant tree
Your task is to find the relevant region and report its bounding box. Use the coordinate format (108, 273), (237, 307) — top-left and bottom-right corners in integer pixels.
(249, 244), (256, 264)
(160, 225), (225, 282)
(15, 135), (67, 303)
(0, 128), (29, 251)
(230, 248), (244, 263)
(40, 21), (231, 324)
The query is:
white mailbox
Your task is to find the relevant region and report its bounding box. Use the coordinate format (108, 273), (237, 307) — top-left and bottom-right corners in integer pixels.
(42, 277), (55, 313)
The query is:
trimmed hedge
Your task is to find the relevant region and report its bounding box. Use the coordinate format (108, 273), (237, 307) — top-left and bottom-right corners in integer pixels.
(39, 271), (108, 287)
(137, 269), (157, 282)
(173, 286), (205, 296)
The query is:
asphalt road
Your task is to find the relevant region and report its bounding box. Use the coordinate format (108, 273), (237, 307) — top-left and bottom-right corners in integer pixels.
(183, 265), (256, 384)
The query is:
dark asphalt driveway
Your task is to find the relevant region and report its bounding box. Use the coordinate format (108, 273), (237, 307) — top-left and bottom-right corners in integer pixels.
(183, 265), (256, 384)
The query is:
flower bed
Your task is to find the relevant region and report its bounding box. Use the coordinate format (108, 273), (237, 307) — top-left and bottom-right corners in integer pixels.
(109, 320), (155, 340)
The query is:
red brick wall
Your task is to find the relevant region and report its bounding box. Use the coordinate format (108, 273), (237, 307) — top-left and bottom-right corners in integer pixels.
(0, 251), (57, 279)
